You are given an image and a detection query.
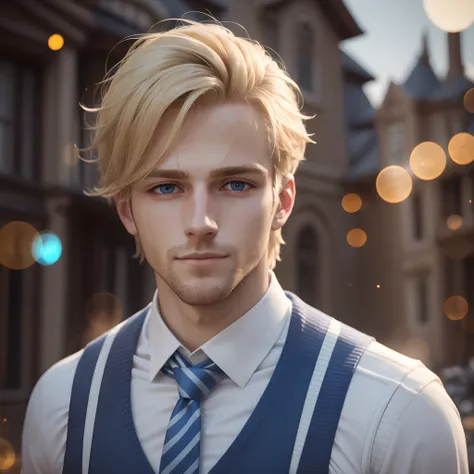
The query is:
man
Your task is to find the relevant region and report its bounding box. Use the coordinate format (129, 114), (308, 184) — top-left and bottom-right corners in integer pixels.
(22, 20), (468, 474)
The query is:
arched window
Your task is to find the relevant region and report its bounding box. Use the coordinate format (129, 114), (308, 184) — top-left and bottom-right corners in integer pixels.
(296, 226), (319, 306)
(296, 22), (314, 92)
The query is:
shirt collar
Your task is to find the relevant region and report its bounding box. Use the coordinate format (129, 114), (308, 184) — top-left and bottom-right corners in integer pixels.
(147, 271), (291, 387)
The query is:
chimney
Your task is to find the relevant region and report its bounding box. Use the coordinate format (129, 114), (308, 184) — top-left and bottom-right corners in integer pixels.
(420, 31), (430, 65)
(446, 32), (464, 81)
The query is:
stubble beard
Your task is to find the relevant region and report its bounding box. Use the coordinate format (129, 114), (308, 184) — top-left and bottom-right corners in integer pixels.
(155, 250), (265, 307)
(155, 260), (237, 306)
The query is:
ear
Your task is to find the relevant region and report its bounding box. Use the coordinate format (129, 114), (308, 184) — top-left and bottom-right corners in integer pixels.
(115, 195), (137, 236)
(272, 174), (295, 230)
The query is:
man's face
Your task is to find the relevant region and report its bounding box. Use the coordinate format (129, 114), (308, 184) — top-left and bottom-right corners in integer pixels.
(117, 101), (293, 306)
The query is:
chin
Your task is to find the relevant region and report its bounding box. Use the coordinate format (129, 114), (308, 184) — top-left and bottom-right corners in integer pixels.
(173, 281), (234, 306)
(155, 256), (261, 306)
(158, 268), (235, 306)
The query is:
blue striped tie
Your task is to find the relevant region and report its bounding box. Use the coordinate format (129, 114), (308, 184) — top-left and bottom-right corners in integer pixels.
(159, 351), (224, 474)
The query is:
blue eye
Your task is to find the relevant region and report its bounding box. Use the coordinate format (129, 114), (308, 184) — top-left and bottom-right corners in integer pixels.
(225, 181), (250, 192)
(154, 184), (177, 194)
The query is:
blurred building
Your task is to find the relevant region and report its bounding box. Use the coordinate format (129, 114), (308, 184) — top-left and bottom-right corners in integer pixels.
(4, 0), (472, 470)
(0, 1), (170, 469)
(223, 0), (374, 328)
(348, 31), (474, 370)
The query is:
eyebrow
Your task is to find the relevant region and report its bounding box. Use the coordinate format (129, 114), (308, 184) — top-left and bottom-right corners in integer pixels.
(145, 165), (268, 180)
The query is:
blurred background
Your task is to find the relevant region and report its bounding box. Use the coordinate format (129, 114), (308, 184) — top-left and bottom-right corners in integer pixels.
(0, 0), (474, 472)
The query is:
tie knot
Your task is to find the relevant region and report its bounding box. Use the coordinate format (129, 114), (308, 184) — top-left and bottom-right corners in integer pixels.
(162, 351), (224, 402)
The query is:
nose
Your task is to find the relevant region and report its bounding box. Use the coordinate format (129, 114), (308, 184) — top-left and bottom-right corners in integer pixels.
(184, 186), (218, 240)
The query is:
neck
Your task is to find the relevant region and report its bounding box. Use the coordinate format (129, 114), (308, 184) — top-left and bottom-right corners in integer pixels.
(155, 262), (270, 352)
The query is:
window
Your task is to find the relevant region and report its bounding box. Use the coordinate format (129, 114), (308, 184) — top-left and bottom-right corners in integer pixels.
(0, 267), (24, 390)
(386, 121), (405, 164)
(416, 275), (429, 325)
(20, 70), (36, 180)
(296, 23), (314, 93)
(411, 193), (424, 240)
(442, 176), (462, 218)
(75, 223), (141, 347)
(429, 113), (448, 150)
(296, 226), (319, 306)
(0, 60), (39, 179)
(0, 61), (15, 174)
(463, 257), (474, 335)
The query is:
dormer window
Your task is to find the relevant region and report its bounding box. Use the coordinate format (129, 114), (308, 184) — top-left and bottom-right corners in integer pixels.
(386, 121), (406, 164)
(296, 22), (314, 93)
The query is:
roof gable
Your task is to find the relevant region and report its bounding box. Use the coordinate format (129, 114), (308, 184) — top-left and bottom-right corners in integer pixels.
(402, 59), (440, 100)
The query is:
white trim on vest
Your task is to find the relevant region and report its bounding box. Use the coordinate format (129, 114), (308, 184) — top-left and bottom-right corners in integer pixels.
(289, 318), (342, 474)
(82, 323), (123, 474)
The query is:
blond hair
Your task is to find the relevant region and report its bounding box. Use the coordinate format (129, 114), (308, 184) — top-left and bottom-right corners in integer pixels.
(82, 19), (314, 269)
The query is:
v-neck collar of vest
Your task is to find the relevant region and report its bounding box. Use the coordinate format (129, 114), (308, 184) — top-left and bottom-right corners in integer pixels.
(104, 291), (333, 473)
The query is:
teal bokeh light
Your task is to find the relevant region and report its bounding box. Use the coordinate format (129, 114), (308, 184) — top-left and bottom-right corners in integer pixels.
(32, 232), (62, 266)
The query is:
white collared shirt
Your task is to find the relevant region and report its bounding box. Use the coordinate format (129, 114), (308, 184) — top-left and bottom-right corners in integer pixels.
(21, 273), (468, 474)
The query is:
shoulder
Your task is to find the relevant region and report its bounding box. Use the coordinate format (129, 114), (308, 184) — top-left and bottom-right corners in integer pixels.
(327, 334), (430, 471)
(22, 349), (84, 473)
(28, 311), (141, 410)
(29, 305), (150, 410)
(30, 348), (84, 409)
(375, 377), (469, 473)
(21, 308), (151, 473)
(23, 307), (151, 432)
(356, 338), (434, 388)
(343, 339), (468, 473)
(21, 323), (122, 473)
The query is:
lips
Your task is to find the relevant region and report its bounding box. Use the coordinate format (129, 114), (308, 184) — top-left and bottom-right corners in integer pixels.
(178, 253), (227, 260)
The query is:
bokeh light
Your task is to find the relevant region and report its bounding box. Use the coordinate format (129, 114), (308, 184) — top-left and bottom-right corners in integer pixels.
(347, 228), (367, 248)
(85, 292), (123, 320)
(423, 0), (474, 32)
(464, 89), (474, 113)
(84, 292), (123, 343)
(0, 438), (16, 471)
(448, 132), (474, 165)
(443, 238), (472, 260)
(376, 166), (413, 203)
(48, 33), (64, 51)
(342, 193), (362, 213)
(446, 214), (463, 230)
(444, 295), (469, 320)
(463, 415), (474, 432)
(32, 232), (62, 266)
(409, 141), (446, 180)
(0, 221), (38, 270)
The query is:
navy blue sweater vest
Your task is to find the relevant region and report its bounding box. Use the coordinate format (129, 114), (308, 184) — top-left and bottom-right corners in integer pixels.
(63, 292), (373, 473)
